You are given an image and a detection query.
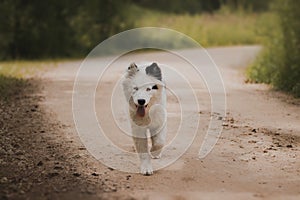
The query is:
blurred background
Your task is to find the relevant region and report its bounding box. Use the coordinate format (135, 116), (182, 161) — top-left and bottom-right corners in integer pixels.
(0, 0), (299, 96)
(0, 0), (272, 59)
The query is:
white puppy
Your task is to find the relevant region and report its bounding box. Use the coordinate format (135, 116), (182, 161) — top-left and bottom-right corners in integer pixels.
(122, 62), (167, 175)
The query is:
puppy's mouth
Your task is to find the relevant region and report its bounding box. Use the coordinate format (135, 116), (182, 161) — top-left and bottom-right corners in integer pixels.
(135, 104), (148, 117)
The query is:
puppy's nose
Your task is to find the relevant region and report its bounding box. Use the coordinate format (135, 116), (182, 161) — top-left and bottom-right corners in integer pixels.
(137, 99), (146, 106)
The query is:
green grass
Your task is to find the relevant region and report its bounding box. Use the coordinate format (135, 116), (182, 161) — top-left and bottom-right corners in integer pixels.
(0, 60), (59, 78)
(247, 0), (300, 97)
(131, 5), (268, 47)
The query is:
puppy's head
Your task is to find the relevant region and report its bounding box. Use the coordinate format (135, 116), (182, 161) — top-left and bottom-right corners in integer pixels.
(123, 62), (163, 118)
(130, 82), (160, 117)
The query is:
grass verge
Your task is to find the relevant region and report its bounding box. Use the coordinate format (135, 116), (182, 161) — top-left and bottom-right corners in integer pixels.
(0, 60), (57, 100)
(0, 75), (28, 100)
(130, 5), (269, 47)
(0, 60), (58, 78)
(246, 0), (300, 97)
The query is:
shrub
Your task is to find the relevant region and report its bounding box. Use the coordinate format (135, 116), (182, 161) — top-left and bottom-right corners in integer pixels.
(247, 0), (300, 97)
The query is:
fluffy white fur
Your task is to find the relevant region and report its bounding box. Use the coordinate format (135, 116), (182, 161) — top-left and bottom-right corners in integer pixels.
(122, 62), (167, 175)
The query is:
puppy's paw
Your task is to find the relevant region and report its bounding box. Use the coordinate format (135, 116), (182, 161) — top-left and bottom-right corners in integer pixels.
(140, 163), (153, 176)
(151, 152), (161, 159)
(150, 146), (163, 159)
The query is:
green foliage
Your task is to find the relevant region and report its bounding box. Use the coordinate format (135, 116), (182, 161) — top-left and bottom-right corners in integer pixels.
(0, 0), (132, 60)
(133, 0), (271, 14)
(133, 0), (220, 14)
(218, 0), (271, 13)
(0, 0), (79, 59)
(247, 0), (300, 97)
(71, 0), (133, 55)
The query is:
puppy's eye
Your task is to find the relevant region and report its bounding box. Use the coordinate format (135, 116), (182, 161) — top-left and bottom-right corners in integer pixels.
(152, 85), (158, 90)
(146, 88), (151, 91)
(133, 87), (138, 91)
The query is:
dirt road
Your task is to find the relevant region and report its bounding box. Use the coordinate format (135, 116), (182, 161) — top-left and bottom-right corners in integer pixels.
(1, 46), (300, 199)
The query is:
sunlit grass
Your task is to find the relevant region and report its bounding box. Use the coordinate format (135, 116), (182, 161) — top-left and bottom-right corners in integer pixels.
(0, 60), (57, 100)
(0, 60), (59, 78)
(0, 60), (58, 100)
(132, 5), (269, 47)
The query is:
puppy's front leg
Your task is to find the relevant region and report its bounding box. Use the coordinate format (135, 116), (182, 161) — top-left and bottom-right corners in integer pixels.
(149, 104), (167, 159)
(150, 125), (166, 159)
(132, 136), (153, 175)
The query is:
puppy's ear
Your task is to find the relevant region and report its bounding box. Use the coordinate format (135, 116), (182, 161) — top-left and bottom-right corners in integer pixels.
(128, 62), (138, 70)
(146, 62), (162, 81)
(127, 63), (139, 78)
